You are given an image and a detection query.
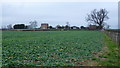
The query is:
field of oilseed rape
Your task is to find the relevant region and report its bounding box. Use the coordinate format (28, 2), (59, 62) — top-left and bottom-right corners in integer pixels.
(2, 31), (104, 67)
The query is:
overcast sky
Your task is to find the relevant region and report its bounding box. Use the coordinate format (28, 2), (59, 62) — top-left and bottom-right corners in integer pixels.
(1, 2), (118, 29)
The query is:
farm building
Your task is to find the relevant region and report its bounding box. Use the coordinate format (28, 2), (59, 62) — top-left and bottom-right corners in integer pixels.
(71, 26), (79, 29)
(40, 23), (49, 29)
(89, 25), (97, 30)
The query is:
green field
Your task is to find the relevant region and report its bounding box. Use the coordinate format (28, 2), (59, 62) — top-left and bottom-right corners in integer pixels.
(2, 31), (118, 67)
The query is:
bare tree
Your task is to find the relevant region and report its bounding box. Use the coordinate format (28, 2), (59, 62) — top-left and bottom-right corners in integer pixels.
(86, 9), (109, 29)
(66, 22), (70, 27)
(7, 24), (12, 29)
(29, 20), (37, 29)
(65, 22), (70, 29)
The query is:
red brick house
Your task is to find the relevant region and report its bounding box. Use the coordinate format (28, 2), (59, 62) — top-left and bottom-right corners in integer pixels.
(40, 23), (49, 29)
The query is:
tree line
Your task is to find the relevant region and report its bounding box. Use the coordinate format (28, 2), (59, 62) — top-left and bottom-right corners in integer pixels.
(3, 21), (37, 29)
(2, 8), (110, 30)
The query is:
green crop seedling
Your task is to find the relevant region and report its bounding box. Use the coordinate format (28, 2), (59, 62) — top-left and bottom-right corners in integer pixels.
(2, 31), (104, 66)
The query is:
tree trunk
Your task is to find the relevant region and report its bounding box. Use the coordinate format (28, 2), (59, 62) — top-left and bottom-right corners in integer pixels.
(99, 25), (103, 30)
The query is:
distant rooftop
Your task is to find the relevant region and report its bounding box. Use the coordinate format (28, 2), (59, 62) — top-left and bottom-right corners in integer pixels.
(41, 23), (48, 25)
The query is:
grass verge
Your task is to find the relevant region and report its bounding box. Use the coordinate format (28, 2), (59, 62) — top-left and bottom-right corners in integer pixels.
(91, 33), (120, 67)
